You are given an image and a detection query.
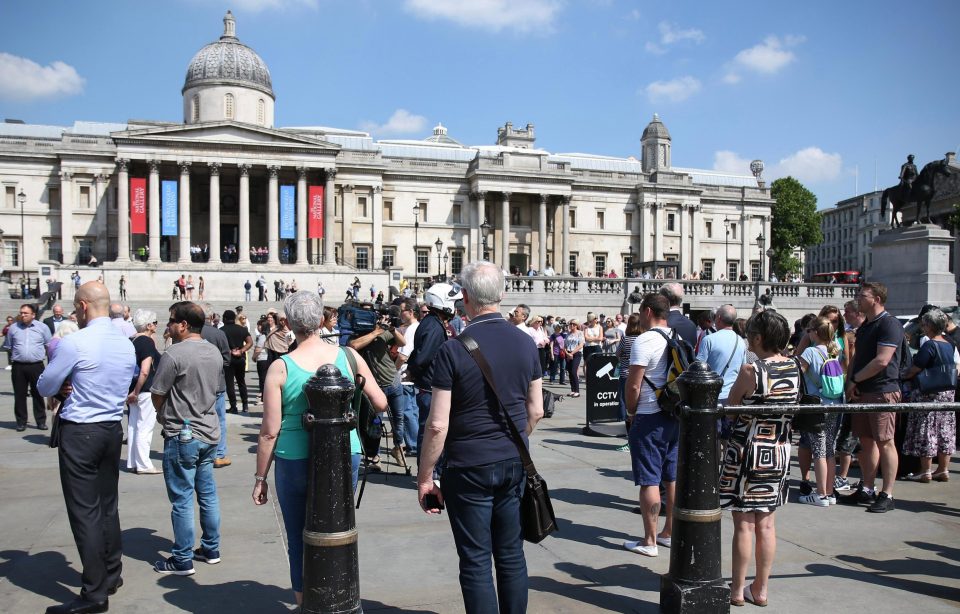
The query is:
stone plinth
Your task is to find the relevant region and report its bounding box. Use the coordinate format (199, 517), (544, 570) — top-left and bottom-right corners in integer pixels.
(871, 224), (958, 315)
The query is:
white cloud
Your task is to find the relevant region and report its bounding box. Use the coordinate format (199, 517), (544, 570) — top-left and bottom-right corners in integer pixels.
(360, 109), (428, 136)
(658, 21), (705, 45)
(645, 41), (666, 55)
(724, 35), (803, 83)
(404, 0), (562, 33)
(644, 76), (701, 103)
(713, 151), (753, 175)
(713, 146), (843, 184)
(0, 53), (85, 102)
(776, 147), (843, 183)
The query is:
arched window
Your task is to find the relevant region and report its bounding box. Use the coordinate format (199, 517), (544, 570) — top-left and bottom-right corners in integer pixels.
(257, 99), (265, 125)
(192, 95), (200, 122)
(224, 93), (235, 120)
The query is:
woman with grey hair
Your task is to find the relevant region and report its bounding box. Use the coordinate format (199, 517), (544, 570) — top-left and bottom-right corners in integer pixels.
(901, 308), (957, 482)
(127, 309), (162, 474)
(252, 291), (387, 608)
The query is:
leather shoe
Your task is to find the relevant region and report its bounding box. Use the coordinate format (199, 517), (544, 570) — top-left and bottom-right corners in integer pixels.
(46, 597), (109, 613)
(108, 577), (123, 595)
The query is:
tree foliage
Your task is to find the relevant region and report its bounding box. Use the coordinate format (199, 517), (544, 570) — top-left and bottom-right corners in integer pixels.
(770, 177), (823, 276)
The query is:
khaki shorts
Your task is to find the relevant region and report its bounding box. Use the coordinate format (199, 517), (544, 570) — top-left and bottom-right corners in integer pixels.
(851, 390), (900, 443)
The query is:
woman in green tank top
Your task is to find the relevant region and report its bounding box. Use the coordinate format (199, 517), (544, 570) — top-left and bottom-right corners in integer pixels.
(251, 292), (387, 606)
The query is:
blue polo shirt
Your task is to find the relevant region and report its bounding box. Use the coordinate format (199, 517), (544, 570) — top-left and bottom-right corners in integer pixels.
(432, 312), (541, 468)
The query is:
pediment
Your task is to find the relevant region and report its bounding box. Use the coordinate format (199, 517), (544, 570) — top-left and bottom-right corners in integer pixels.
(112, 121), (340, 152)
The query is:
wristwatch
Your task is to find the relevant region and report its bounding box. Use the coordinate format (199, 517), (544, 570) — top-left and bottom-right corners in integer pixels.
(254, 474), (266, 482)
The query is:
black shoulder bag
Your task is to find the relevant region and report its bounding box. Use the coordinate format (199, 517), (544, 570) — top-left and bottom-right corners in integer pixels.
(789, 356), (825, 434)
(457, 332), (558, 544)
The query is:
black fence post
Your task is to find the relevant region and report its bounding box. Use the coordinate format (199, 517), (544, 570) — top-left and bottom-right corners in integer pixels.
(301, 364), (362, 614)
(660, 361), (729, 613)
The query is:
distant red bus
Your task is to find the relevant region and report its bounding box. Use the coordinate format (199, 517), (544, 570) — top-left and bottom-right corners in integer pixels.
(808, 271), (862, 284)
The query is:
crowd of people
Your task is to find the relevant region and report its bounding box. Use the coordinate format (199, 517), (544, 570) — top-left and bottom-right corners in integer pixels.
(3, 269), (958, 612)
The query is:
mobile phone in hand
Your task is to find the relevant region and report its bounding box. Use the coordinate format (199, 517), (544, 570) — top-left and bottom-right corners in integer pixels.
(423, 493), (444, 512)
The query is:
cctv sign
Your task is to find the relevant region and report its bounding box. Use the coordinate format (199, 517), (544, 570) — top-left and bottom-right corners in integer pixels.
(586, 353), (621, 424)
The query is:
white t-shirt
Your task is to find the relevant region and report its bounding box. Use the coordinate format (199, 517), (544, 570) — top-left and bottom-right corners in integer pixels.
(398, 320), (419, 380)
(630, 326), (671, 415)
(617, 323), (627, 334)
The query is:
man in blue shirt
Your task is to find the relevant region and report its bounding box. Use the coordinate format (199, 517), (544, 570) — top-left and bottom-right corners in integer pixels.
(695, 305), (745, 404)
(4, 303), (52, 431)
(38, 282), (136, 614)
(659, 283), (698, 349)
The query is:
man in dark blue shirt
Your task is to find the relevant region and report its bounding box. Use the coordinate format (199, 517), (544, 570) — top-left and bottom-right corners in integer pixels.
(660, 282), (698, 349)
(418, 261), (543, 613)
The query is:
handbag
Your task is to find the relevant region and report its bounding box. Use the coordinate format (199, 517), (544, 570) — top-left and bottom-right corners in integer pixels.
(48, 410), (62, 449)
(917, 341), (958, 394)
(790, 357), (825, 434)
(457, 332), (558, 544)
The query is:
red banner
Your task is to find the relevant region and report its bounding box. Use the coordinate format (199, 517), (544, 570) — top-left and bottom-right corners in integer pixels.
(308, 185), (324, 239)
(130, 177), (147, 234)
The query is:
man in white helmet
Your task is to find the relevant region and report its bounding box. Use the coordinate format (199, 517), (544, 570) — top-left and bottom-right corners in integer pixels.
(408, 282), (462, 457)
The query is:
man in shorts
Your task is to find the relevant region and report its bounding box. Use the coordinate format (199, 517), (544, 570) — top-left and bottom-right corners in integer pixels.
(621, 293), (676, 556)
(839, 282), (902, 513)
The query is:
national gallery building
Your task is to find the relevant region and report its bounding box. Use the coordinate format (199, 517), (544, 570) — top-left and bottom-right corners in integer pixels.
(0, 12), (774, 285)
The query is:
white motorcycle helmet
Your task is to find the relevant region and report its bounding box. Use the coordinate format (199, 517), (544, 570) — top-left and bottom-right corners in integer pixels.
(423, 282), (463, 316)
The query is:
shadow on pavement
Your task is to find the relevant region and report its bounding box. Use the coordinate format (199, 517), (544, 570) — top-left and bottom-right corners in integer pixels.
(531, 561), (658, 613)
(541, 438), (622, 451)
(0, 549), (79, 604)
(553, 516), (634, 549)
(549, 486), (636, 511)
(121, 527), (171, 565)
(157, 576), (296, 612)
(802, 560), (960, 603)
(361, 599), (440, 613)
(905, 540), (960, 562)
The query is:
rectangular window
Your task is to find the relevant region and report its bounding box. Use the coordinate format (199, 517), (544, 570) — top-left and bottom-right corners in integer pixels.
(596, 211), (605, 230)
(417, 201), (428, 223)
(357, 196), (368, 218)
(623, 254), (633, 276)
(79, 185), (90, 209)
(46, 239), (61, 262)
(705, 220), (713, 239)
(485, 204), (493, 225)
(5, 186), (14, 209)
(335, 242), (342, 264)
(625, 212), (632, 231)
(451, 249), (464, 275)
(77, 238), (94, 263)
(452, 203), (462, 224)
(4, 239), (20, 267)
(667, 213), (676, 232)
(335, 194), (340, 217)
(751, 261), (761, 281)
(416, 249), (429, 275)
(728, 260), (739, 280)
(382, 247), (395, 268)
(594, 253), (606, 278)
(731, 223), (738, 240)
(569, 209), (576, 229)
(383, 200), (393, 221)
(569, 252), (578, 275)
(701, 260), (714, 280)
(355, 245), (369, 269)
(511, 206), (520, 225)
(49, 187), (60, 209)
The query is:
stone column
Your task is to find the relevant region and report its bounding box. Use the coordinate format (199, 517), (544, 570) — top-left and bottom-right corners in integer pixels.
(679, 205), (688, 275)
(501, 192), (511, 270)
(691, 205), (701, 275)
(561, 196), (570, 275)
(177, 161), (192, 264)
(148, 161), (160, 263)
(473, 191), (486, 261)
(372, 186), (383, 269)
(238, 164), (251, 264)
(297, 167), (308, 265)
(93, 173), (109, 260)
(116, 159), (130, 261)
(60, 171), (75, 266)
(638, 201), (648, 262)
(538, 194), (548, 271)
(208, 163), (221, 264)
(653, 203), (664, 261)
(764, 216), (772, 279)
(267, 165), (280, 265)
(323, 169), (336, 264)
(740, 212), (749, 276)
(342, 184), (354, 264)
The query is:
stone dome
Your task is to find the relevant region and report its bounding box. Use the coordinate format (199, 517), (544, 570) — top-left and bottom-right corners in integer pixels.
(182, 11), (274, 98)
(641, 113), (671, 141)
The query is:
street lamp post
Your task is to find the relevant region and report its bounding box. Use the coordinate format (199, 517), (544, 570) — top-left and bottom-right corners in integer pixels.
(443, 254), (448, 279)
(756, 233), (765, 281)
(434, 237), (443, 278)
(723, 217), (731, 280)
(17, 189), (26, 280)
(480, 221), (491, 260)
(628, 244), (634, 278)
(412, 204), (420, 282)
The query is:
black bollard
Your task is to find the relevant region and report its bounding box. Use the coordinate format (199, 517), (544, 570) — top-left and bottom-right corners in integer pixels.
(301, 364), (362, 614)
(660, 361), (729, 614)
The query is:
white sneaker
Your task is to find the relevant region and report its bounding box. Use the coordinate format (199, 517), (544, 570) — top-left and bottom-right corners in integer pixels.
(4, 365), (10, 370)
(623, 540), (658, 557)
(799, 492), (829, 507)
(656, 536), (672, 548)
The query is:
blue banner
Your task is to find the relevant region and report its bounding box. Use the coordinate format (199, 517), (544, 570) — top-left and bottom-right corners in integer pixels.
(161, 180), (178, 236)
(280, 185), (296, 239)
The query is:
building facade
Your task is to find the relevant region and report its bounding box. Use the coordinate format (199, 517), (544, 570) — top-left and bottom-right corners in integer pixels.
(805, 190), (890, 280)
(0, 12), (774, 284)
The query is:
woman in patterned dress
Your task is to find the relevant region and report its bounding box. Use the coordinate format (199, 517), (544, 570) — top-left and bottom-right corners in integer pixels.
(901, 308), (957, 482)
(721, 310), (801, 607)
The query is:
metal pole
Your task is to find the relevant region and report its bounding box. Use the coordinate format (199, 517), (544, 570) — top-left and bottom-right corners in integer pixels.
(301, 364), (361, 614)
(660, 361), (729, 613)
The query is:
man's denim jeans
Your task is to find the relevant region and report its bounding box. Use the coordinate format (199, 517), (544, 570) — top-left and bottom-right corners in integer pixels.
(383, 382), (406, 449)
(441, 458), (528, 614)
(162, 437), (220, 564)
(415, 389), (432, 457)
(401, 384), (419, 454)
(214, 391), (227, 459)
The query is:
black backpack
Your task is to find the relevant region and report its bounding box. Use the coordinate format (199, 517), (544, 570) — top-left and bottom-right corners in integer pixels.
(343, 349), (382, 458)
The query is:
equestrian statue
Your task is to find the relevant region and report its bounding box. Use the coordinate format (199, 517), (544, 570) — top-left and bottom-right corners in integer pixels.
(880, 154), (955, 228)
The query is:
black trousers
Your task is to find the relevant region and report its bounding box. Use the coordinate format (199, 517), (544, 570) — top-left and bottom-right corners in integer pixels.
(225, 359), (249, 410)
(12, 361), (45, 427)
(58, 420), (123, 604)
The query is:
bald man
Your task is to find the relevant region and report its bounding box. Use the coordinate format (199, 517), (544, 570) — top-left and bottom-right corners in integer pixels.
(39, 282), (136, 614)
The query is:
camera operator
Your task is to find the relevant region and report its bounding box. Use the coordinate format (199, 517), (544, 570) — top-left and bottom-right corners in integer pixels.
(395, 299), (421, 456)
(347, 306), (408, 464)
(408, 283), (462, 456)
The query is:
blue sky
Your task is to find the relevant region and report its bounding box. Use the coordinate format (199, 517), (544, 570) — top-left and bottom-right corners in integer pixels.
(2, 0), (958, 210)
